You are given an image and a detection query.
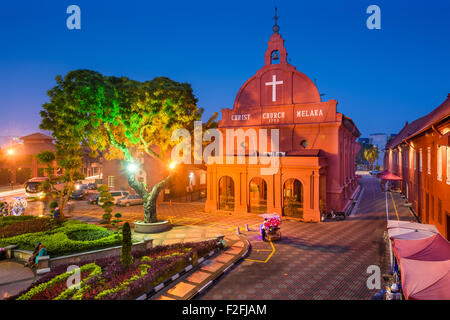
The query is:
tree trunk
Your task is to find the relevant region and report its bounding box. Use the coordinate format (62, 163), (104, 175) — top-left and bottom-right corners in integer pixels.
(128, 175), (171, 223)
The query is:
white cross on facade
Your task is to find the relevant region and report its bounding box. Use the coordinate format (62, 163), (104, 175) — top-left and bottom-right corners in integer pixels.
(265, 74), (283, 102)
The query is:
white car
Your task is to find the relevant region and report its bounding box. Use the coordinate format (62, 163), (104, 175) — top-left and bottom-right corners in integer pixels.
(98, 191), (129, 206)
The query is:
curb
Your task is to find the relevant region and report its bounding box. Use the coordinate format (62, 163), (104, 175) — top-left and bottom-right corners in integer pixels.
(148, 235), (250, 300)
(190, 237), (250, 300)
(137, 248), (220, 300)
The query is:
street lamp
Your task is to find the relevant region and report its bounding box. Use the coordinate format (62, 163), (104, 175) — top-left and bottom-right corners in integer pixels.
(7, 149), (14, 155)
(169, 162), (177, 170)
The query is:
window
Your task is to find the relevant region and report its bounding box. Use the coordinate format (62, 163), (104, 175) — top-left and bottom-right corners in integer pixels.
(419, 149), (422, 172)
(413, 150), (416, 170)
(427, 147), (431, 174)
(437, 146), (443, 181)
(107, 176), (115, 189)
(447, 147), (450, 185)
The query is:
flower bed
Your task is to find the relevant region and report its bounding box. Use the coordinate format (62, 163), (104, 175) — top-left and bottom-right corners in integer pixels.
(0, 220), (122, 256)
(12, 240), (219, 300)
(0, 216), (55, 239)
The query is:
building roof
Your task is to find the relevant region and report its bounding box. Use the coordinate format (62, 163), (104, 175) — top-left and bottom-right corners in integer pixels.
(20, 133), (53, 141)
(386, 94), (450, 149)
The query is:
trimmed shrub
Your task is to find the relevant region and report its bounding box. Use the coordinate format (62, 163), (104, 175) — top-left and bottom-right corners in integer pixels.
(121, 222), (132, 267)
(0, 220), (122, 256)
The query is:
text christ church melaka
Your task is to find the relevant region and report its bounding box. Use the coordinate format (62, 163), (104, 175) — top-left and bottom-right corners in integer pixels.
(205, 20), (361, 222)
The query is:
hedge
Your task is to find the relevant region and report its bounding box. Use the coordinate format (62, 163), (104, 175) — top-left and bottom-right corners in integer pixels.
(0, 220), (122, 256)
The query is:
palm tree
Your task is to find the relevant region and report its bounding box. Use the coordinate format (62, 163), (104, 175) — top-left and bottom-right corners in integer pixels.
(364, 145), (379, 170)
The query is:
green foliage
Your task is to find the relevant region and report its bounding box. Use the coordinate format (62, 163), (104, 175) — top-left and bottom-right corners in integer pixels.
(120, 222), (133, 267)
(364, 144), (379, 169)
(0, 217), (54, 239)
(0, 215), (35, 228)
(0, 220), (122, 256)
(98, 185), (113, 216)
(39, 69), (218, 224)
(17, 263), (101, 300)
(111, 212), (123, 227)
(49, 201), (58, 209)
(101, 213), (112, 224)
(36, 149), (85, 217)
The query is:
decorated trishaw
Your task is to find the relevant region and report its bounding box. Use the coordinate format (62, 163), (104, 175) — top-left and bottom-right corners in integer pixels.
(259, 213), (282, 241)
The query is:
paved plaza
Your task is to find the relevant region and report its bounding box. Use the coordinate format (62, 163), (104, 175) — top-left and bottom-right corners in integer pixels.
(0, 175), (417, 300)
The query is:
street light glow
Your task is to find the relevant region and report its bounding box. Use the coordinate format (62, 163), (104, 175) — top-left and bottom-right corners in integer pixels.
(7, 149), (14, 155)
(127, 162), (138, 173)
(169, 162), (177, 170)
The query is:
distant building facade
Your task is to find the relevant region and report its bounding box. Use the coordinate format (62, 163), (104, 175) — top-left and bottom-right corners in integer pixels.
(0, 133), (102, 185)
(101, 151), (206, 202)
(384, 94), (450, 239)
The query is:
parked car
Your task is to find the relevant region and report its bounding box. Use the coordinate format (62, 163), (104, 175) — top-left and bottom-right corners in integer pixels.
(87, 182), (98, 190)
(87, 193), (99, 205)
(98, 191), (129, 206)
(117, 194), (143, 207)
(369, 170), (380, 175)
(70, 189), (85, 200)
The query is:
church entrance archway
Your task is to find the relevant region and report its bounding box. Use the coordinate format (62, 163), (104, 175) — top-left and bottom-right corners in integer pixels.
(283, 178), (303, 218)
(218, 176), (235, 211)
(249, 177), (267, 213)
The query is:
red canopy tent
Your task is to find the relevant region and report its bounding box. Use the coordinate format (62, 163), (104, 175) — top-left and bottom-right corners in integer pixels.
(393, 234), (450, 300)
(376, 170), (390, 178)
(393, 234), (450, 261)
(399, 259), (450, 300)
(380, 172), (402, 181)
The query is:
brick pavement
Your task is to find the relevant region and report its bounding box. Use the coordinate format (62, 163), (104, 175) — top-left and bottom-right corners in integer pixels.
(196, 175), (417, 300)
(0, 260), (36, 300)
(7, 174), (418, 300)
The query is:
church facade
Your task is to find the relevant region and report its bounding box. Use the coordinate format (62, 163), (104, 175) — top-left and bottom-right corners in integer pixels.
(205, 24), (360, 222)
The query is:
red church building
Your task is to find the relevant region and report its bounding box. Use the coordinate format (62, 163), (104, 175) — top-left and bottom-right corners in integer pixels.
(205, 19), (360, 222)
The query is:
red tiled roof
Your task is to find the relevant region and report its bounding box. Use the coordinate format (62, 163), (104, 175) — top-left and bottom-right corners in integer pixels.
(20, 132), (53, 141)
(386, 95), (450, 149)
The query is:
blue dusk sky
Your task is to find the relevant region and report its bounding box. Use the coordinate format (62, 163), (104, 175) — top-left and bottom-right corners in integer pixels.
(0, 0), (449, 146)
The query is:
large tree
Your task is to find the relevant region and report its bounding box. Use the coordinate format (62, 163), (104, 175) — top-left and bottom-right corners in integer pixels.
(40, 69), (216, 223)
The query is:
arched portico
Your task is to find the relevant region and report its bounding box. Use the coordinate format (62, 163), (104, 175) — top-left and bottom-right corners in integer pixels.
(249, 177), (268, 213)
(283, 178), (304, 218)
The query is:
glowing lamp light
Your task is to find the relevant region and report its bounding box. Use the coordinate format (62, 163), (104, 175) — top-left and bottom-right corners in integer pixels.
(7, 149), (14, 155)
(189, 172), (194, 179)
(169, 162), (177, 170)
(75, 185), (80, 190)
(127, 162), (138, 173)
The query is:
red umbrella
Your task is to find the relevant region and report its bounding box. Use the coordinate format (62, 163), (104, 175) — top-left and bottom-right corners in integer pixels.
(376, 169), (390, 177)
(381, 172), (402, 181)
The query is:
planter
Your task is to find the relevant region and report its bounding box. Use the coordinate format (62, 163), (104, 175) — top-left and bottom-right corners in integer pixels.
(134, 220), (171, 234)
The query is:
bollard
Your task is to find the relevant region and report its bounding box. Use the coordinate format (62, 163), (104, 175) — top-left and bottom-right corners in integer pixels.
(236, 226), (241, 235)
(245, 224), (249, 231)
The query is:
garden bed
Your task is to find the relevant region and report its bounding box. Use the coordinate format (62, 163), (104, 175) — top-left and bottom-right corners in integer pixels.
(0, 216), (54, 238)
(11, 239), (220, 300)
(0, 220), (122, 257)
